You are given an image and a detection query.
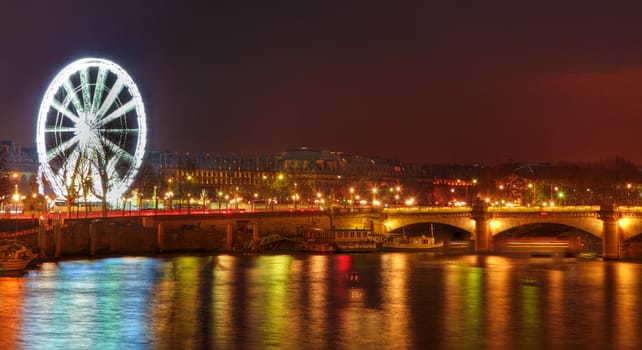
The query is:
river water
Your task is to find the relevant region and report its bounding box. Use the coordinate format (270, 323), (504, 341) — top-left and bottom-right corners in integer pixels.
(1, 253), (641, 350)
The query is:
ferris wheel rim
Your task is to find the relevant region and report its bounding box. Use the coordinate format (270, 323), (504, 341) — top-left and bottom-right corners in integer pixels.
(36, 57), (147, 202)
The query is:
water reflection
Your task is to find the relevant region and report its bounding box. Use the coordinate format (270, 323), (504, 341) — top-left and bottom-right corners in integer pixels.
(1, 254), (642, 349)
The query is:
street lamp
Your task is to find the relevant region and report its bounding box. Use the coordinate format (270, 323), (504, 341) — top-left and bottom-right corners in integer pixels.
(395, 186), (401, 206)
(293, 183), (298, 209)
(165, 191), (173, 211)
(235, 187), (239, 210)
(12, 193), (20, 216)
(527, 183), (535, 206)
(372, 187), (377, 206)
(557, 191), (565, 206)
(153, 185), (158, 214)
(201, 189), (208, 213)
(253, 193), (258, 212)
(627, 183), (632, 206)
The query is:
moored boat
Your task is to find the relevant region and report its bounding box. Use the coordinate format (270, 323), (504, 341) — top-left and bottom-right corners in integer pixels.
(296, 227), (377, 253)
(0, 240), (35, 272)
(381, 223), (443, 252)
(380, 234), (444, 252)
(296, 241), (337, 253)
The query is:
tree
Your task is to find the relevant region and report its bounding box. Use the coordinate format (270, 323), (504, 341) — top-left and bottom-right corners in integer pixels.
(129, 162), (158, 209)
(81, 168), (94, 218)
(0, 157), (10, 214)
(49, 150), (88, 218)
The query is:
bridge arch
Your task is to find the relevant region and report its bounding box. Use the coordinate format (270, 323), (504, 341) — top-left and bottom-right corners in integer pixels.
(487, 215), (603, 239)
(383, 214), (475, 236)
(492, 222), (603, 253)
(618, 215), (642, 241)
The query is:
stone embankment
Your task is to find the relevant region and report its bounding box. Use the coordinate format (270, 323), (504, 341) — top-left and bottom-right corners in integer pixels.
(2, 210), (370, 259)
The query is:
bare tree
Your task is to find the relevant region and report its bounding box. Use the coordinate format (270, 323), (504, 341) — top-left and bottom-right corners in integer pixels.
(130, 162), (157, 208)
(50, 151), (88, 218)
(0, 155), (10, 214)
(86, 147), (115, 218)
(81, 166), (94, 218)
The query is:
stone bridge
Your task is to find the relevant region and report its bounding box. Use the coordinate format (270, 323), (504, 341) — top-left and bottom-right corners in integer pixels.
(12, 204), (641, 259)
(136, 204), (640, 259)
(379, 203), (642, 259)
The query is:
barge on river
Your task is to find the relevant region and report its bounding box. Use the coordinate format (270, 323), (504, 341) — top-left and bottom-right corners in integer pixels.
(296, 227), (377, 253)
(380, 234), (444, 252)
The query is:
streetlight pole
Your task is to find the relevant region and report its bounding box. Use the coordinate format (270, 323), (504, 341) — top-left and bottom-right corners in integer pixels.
(253, 193), (258, 212)
(293, 183), (298, 210)
(235, 187), (239, 210)
(627, 183), (632, 206)
(372, 187), (377, 207)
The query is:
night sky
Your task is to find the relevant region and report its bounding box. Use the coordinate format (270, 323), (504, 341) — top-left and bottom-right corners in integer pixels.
(3, 1), (642, 164)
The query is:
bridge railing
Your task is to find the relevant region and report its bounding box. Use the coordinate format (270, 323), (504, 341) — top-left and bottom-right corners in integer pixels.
(489, 205), (599, 212)
(383, 207), (471, 214)
(383, 205), (607, 218)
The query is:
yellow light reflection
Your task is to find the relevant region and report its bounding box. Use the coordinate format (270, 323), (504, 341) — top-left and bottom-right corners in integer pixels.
(253, 255), (293, 346)
(212, 255), (235, 346)
(546, 270), (566, 349)
(485, 256), (511, 349)
(614, 262), (638, 348)
(380, 253), (411, 349)
(0, 277), (25, 350)
(307, 255), (328, 345)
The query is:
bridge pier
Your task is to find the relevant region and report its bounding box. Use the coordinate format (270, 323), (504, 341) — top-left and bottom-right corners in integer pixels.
(226, 223), (233, 251)
(38, 220), (47, 259)
(54, 225), (62, 258)
(88, 223), (96, 256)
(252, 222), (259, 252)
(471, 200), (492, 253)
(157, 223), (164, 253)
(599, 204), (621, 260)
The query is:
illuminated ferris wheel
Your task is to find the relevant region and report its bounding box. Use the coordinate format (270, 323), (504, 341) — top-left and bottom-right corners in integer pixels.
(36, 58), (147, 203)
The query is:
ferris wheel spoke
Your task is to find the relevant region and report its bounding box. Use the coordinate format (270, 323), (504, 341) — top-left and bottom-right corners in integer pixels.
(90, 66), (108, 116)
(102, 137), (134, 162)
(100, 128), (139, 134)
(105, 157), (121, 182)
(46, 135), (79, 161)
(96, 76), (124, 118)
(63, 80), (85, 116)
(99, 100), (137, 127)
(79, 68), (92, 114)
(45, 126), (77, 133)
(54, 148), (80, 180)
(51, 99), (81, 125)
(65, 149), (82, 171)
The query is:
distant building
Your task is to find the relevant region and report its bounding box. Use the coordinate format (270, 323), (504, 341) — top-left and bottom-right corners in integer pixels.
(2, 141), (484, 207)
(150, 147), (483, 207)
(0, 140), (39, 194)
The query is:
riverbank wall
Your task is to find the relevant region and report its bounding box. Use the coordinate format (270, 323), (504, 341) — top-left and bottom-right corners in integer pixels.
(8, 210), (377, 258)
